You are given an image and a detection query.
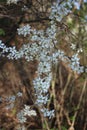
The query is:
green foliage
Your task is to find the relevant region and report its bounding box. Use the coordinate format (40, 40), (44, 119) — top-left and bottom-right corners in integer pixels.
(61, 126), (67, 130)
(70, 115), (75, 122)
(0, 28), (5, 36)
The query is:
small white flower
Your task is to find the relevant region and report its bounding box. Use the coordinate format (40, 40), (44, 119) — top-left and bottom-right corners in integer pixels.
(7, 0), (19, 4)
(70, 44), (76, 50)
(17, 24), (31, 37)
(17, 92), (23, 97)
(36, 94), (49, 105)
(17, 110), (27, 124)
(77, 48), (83, 53)
(41, 108), (55, 119)
(24, 110), (37, 116)
(23, 105), (37, 116)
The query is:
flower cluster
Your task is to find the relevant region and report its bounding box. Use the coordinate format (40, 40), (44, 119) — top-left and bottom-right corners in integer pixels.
(49, 2), (71, 22)
(69, 53), (84, 74)
(0, 40), (9, 57)
(70, 43), (76, 50)
(41, 108), (55, 119)
(17, 110), (27, 124)
(17, 105), (37, 124)
(70, 43), (83, 53)
(7, 0), (19, 4)
(0, 0), (86, 121)
(17, 25), (31, 37)
(33, 74), (52, 94)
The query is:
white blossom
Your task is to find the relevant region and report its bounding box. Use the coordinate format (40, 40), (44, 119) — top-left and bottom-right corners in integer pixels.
(23, 105), (37, 116)
(77, 48), (83, 53)
(33, 74), (52, 94)
(17, 105), (37, 123)
(41, 108), (55, 119)
(35, 94), (49, 105)
(70, 44), (76, 50)
(17, 110), (27, 124)
(49, 2), (71, 22)
(17, 92), (23, 97)
(17, 24), (31, 37)
(37, 61), (51, 74)
(7, 0), (19, 4)
(69, 53), (84, 73)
